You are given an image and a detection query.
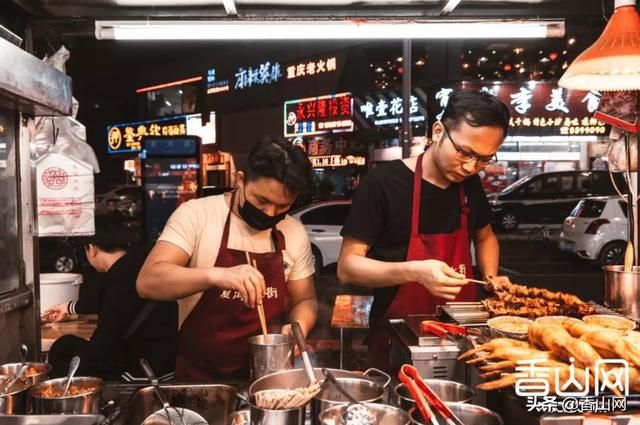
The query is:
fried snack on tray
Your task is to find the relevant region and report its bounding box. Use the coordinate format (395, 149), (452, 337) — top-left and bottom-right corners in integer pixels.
(481, 279), (595, 318)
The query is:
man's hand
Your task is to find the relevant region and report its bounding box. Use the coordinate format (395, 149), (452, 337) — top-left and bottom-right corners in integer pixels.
(408, 260), (469, 300)
(42, 303), (71, 322)
(211, 264), (266, 308)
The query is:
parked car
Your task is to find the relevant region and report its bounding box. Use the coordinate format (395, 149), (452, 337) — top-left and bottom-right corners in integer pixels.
(559, 196), (628, 266)
(489, 170), (626, 231)
(39, 237), (86, 273)
(290, 201), (351, 272)
(95, 185), (142, 217)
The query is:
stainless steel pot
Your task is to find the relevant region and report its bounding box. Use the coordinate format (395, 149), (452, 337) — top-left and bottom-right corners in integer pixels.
(604, 265), (640, 320)
(248, 394), (305, 425)
(0, 374), (30, 414)
(30, 376), (102, 414)
(248, 333), (294, 381)
(392, 380), (474, 410)
(0, 362), (51, 386)
(319, 402), (409, 425)
(409, 403), (503, 425)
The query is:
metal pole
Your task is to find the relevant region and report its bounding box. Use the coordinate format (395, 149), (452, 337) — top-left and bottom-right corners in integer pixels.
(401, 39), (412, 158)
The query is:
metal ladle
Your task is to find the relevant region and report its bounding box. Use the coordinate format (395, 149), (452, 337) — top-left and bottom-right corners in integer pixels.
(2, 364), (28, 394)
(62, 356), (80, 397)
(322, 369), (375, 425)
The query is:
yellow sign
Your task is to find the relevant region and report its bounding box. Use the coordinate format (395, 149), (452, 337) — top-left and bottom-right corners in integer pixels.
(108, 127), (122, 150)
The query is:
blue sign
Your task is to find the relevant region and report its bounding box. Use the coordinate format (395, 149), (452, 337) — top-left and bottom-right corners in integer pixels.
(234, 61), (282, 90)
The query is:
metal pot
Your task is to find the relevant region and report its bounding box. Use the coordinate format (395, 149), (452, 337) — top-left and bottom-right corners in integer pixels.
(604, 265), (640, 320)
(30, 376), (102, 414)
(409, 403), (503, 425)
(392, 380), (474, 411)
(319, 402), (409, 425)
(0, 362), (52, 385)
(248, 394), (305, 425)
(0, 374), (30, 414)
(229, 408), (250, 425)
(248, 333), (294, 381)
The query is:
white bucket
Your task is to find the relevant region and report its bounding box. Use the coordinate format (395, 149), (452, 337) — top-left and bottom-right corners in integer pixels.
(39, 273), (83, 314)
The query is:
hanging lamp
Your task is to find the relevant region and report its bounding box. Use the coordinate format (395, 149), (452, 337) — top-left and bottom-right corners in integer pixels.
(559, 0), (640, 91)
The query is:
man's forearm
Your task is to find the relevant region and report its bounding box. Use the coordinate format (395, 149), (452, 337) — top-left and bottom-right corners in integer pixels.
(337, 254), (416, 288)
(475, 233), (500, 279)
(289, 298), (317, 336)
(136, 262), (215, 300)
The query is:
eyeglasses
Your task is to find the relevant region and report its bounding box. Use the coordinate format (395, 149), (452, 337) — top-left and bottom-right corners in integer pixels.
(440, 122), (498, 167)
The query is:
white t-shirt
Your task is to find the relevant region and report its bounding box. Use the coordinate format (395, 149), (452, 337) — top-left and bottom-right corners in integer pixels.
(158, 194), (315, 325)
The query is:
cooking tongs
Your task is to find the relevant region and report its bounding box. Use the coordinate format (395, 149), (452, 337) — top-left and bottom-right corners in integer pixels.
(420, 320), (476, 352)
(398, 364), (464, 425)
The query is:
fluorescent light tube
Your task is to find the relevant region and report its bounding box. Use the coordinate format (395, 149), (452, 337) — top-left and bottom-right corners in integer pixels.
(95, 19), (565, 40)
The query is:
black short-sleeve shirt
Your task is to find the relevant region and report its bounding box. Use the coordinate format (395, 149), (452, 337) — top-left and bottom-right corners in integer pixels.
(340, 159), (492, 323)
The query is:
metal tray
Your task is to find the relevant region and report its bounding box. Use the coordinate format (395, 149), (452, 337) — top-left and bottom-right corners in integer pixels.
(403, 314), (458, 347)
(0, 415), (104, 424)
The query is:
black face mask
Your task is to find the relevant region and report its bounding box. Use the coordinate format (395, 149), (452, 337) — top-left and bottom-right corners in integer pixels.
(238, 189), (288, 231)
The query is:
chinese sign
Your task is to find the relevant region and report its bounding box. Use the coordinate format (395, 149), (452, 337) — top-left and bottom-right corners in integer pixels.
(206, 68), (230, 95)
(428, 83), (606, 137)
(309, 155), (366, 168)
(107, 112), (215, 154)
(234, 61), (282, 90)
(220, 286), (279, 301)
(295, 136), (367, 168)
(284, 92), (354, 137)
(286, 56), (337, 80)
(515, 358), (628, 414)
(355, 89), (427, 127)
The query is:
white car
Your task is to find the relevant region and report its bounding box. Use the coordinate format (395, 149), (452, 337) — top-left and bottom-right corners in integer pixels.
(559, 196), (628, 266)
(290, 201), (351, 272)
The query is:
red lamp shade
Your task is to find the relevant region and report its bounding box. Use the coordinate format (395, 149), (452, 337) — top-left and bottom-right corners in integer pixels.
(559, 0), (640, 91)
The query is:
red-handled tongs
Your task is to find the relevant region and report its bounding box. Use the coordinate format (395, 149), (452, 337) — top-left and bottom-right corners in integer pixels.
(420, 320), (475, 353)
(399, 364), (465, 425)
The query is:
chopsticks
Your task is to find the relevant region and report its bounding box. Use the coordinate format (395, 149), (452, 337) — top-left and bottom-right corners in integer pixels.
(245, 252), (268, 339)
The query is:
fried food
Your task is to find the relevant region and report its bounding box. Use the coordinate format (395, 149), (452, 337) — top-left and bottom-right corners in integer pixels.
(37, 384), (98, 398)
(458, 338), (530, 360)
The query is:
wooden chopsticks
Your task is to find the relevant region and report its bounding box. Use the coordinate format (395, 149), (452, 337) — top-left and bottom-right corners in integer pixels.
(245, 251), (268, 339)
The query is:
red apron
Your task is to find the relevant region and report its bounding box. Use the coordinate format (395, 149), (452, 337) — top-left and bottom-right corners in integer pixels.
(368, 153), (476, 371)
(175, 192), (289, 380)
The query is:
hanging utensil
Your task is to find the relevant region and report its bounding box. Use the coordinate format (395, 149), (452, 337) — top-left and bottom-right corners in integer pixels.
(19, 344), (28, 366)
(245, 251), (268, 339)
(62, 356), (80, 398)
(139, 359), (208, 425)
(322, 368), (376, 425)
(400, 364), (464, 425)
(625, 241), (635, 272)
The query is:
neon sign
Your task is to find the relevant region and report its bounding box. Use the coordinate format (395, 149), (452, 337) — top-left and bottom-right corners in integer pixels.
(234, 61), (282, 90)
(284, 92), (354, 137)
(286, 57), (337, 80)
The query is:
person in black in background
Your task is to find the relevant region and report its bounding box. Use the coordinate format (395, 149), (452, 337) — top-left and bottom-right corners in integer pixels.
(105, 199), (122, 217)
(44, 216), (178, 382)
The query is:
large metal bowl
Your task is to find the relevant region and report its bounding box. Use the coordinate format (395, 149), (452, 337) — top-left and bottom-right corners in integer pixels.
(409, 403), (503, 425)
(0, 374), (31, 414)
(319, 402), (409, 425)
(393, 380), (474, 411)
(0, 362), (51, 386)
(29, 376), (102, 414)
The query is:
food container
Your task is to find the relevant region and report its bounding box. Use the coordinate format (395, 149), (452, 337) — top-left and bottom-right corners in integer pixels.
(248, 394), (305, 425)
(392, 380), (474, 411)
(248, 333), (294, 381)
(0, 362), (52, 385)
(534, 316), (582, 326)
(409, 403), (503, 425)
(229, 409), (250, 425)
(604, 265), (640, 321)
(0, 374), (31, 414)
(39, 273), (82, 314)
(487, 316), (533, 340)
(30, 376), (102, 414)
(583, 314), (636, 330)
(319, 402), (409, 425)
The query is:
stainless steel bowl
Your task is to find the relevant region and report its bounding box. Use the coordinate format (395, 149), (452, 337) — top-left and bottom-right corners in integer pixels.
(319, 402), (409, 425)
(393, 380), (474, 411)
(0, 362), (51, 385)
(30, 376), (103, 414)
(409, 403), (503, 425)
(0, 374), (31, 414)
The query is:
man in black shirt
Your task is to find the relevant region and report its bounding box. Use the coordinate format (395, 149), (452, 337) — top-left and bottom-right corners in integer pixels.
(338, 90), (511, 370)
(45, 216), (178, 381)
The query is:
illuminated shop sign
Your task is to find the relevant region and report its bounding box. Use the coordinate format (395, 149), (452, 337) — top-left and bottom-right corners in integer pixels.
(206, 68), (230, 95)
(310, 155), (366, 168)
(429, 83), (606, 137)
(107, 112), (216, 154)
(284, 92), (354, 137)
(286, 56), (337, 80)
(355, 89), (427, 127)
(234, 61), (283, 90)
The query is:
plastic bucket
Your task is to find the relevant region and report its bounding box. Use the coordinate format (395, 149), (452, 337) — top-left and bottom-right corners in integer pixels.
(39, 273), (82, 314)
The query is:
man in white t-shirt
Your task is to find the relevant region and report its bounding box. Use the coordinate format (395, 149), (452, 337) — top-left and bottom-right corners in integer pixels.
(137, 141), (317, 380)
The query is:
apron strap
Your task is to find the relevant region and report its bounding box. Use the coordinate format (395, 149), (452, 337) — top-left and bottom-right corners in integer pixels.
(411, 153), (426, 236)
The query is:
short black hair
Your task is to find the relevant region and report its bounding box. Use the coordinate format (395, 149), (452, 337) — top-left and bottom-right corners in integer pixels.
(244, 140), (313, 195)
(441, 90), (510, 137)
(84, 216), (130, 253)
(106, 199), (117, 205)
